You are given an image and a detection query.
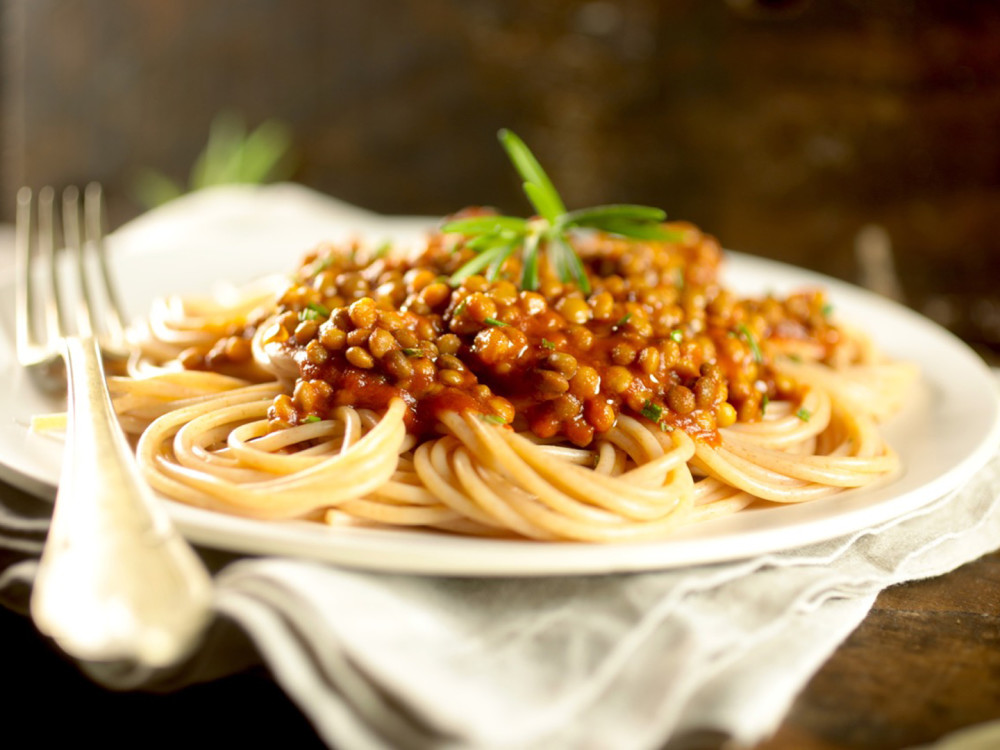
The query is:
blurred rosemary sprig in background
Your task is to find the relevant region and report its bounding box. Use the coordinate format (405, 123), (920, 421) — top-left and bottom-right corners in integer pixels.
(133, 112), (295, 208)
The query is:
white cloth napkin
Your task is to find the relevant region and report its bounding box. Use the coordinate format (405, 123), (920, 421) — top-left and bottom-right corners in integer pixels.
(1, 187), (999, 749)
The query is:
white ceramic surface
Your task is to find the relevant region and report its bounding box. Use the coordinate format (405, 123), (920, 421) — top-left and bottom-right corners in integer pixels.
(1, 184), (997, 576)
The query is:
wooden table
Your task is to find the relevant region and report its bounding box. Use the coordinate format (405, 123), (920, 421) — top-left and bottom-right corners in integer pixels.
(756, 550), (1000, 750)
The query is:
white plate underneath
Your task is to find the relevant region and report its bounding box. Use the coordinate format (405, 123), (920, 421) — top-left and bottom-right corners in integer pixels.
(1, 184), (997, 576)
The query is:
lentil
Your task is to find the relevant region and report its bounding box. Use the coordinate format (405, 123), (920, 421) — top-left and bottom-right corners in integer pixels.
(345, 346), (375, 369)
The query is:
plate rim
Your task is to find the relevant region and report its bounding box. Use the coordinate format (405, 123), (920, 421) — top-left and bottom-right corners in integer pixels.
(1, 185), (997, 575)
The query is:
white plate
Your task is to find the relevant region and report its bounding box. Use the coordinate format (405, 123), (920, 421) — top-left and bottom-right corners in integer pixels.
(2, 184), (998, 576)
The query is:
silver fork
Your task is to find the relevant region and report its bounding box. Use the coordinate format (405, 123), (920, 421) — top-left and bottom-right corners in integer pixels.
(16, 185), (213, 679)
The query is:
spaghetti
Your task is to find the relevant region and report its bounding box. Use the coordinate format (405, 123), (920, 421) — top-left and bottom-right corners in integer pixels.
(111, 217), (917, 542)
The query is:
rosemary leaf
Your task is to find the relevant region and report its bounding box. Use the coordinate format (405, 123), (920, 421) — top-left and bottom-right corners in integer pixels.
(524, 181), (564, 224)
(563, 204), (666, 225)
(555, 235), (591, 294)
(449, 243), (513, 285)
(589, 218), (681, 242)
(498, 129), (566, 219)
(486, 244), (516, 281)
(520, 231), (541, 291)
(441, 215), (527, 235)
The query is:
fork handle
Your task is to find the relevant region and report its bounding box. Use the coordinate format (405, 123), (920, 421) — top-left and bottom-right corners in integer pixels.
(31, 335), (213, 671)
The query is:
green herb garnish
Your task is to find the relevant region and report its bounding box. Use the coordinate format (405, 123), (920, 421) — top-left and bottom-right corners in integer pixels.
(737, 323), (763, 364)
(483, 317), (507, 327)
(308, 256), (333, 276)
(480, 414), (507, 425)
(796, 408), (811, 422)
(761, 394), (770, 416)
(133, 111), (294, 209)
(303, 415), (322, 423)
(308, 302), (330, 317)
(669, 329), (683, 343)
(444, 130), (680, 293)
(402, 347), (422, 357)
(541, 338), (556, 350)
(614, 312), (633, 329)
(641, 400), (664, 422)
(299, 302), (330, 322)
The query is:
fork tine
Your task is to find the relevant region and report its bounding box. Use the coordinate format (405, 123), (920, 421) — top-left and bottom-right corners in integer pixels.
(83, 183), (127, 353)
(61, 186), (94, 339)
(15, 183), (121, 392)
(37, 186), (70, 344)
(14, 186), (36, 360)
(15, 186), (66, 393)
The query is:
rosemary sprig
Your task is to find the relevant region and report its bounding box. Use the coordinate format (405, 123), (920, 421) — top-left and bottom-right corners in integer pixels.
(443, 129), (680, 293)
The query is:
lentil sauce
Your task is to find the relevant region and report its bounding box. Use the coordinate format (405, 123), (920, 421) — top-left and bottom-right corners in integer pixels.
(182, 216), (843, 447)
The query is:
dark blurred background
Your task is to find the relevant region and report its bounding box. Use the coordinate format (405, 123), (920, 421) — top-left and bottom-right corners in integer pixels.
(2, 0), (999, 358)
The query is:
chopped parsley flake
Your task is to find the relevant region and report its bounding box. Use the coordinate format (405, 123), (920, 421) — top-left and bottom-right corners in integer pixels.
(308, 257), (333, 276)
(641, 400), (663, 422)
(299, 302), (330, 322)
(737, 323), (763, 364)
